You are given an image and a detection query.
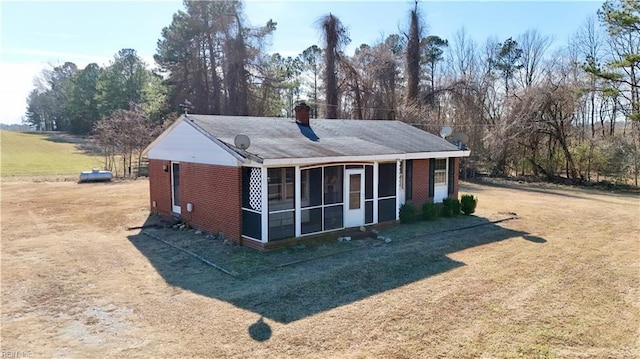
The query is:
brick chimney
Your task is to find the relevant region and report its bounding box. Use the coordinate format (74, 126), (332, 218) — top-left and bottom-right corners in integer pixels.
(294, 102), (311, 126)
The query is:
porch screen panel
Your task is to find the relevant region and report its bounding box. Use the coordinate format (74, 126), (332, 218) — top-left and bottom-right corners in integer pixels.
(242, 167), (262, 240)
(365, 201), (374, 224)
(324, 166), (343, 204)
(324, 205), (343, 230)
(301, 167), (322, 208)
(365, 165), (374, 224)
(378, 162), (397, 222)
(378, 198), (396, 222)
(269, 211), (295, 240)
(365, 165), (373, 199)
(268, 167), (294, 211)
(268, 167), (295, 241)
(301, 208), (322, 234)
(300, 166), (345, 236)
(378, 163), (396, 197)
(242, 211), (261, 240)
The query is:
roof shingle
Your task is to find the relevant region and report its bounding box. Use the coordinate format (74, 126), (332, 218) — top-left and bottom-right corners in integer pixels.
(187, 115), (462, 160)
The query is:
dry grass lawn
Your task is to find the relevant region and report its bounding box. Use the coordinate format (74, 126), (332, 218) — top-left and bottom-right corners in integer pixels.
(1, 131), (103, 178)
(1, 178), (638, 358)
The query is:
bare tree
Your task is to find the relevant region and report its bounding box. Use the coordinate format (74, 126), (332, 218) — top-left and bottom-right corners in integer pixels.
(318, 13), (349, 119)
(405, 2), (422, 106)
(517, 29), (553, 89)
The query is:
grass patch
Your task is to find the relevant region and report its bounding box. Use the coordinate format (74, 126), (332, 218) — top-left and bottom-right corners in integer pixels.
(1, 130), (103, 177)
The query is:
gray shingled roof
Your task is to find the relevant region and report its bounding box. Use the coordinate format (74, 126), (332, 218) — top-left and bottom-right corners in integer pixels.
(187, 114), (462, 160)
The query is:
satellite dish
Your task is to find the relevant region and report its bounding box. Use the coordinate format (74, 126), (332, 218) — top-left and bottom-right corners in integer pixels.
(452, 132), (469, 144)
(234, 134), (251, 150)
(439, 126), (453, 138)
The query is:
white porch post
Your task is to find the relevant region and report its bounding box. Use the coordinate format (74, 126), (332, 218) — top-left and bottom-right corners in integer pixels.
(294, 165), (301, 237)
(373, 162), (379, 224)
(396, 159), (401, 220)
(261, 167), (268, 243)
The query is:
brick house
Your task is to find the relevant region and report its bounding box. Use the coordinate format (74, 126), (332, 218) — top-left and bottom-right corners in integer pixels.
(144, 105), (470, 250)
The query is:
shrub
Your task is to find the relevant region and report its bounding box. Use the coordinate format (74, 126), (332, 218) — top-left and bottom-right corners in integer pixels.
(460, 194), (478, 215)
(422, 202), (440, 221)
(399, 203), (419, 223)
(442, 198), (461, 217)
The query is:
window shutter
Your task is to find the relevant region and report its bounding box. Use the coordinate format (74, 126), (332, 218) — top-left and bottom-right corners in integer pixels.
(405, 160), (413, 201)
(448, 158), (456, 196)
(428, 158), (435, 198)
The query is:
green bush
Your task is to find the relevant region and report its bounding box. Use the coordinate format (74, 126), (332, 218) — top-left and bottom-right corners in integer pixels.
(442, 198), (461, 217)
(399, 203), (419, 223)
(422, 202), (440, 221)
(460, 194), (477, 215)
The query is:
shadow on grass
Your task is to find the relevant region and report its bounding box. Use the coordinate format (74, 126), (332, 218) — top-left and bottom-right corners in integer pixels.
(461, 178), (588, 200)
(128, 215), (542, 328)
(24, 131), (104, 156)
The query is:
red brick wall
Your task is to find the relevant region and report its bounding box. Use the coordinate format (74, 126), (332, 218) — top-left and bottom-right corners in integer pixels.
(407, 158), (461, 206)
(149, 159), (172, 217)
(410, 159), (430, 207)
(148, 160), (242, 243)
(179, 162), (242, 243)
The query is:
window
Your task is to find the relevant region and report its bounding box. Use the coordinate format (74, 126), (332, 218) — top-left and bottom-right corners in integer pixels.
(348, 173), (361, 209)
(434, 159), (447, 185)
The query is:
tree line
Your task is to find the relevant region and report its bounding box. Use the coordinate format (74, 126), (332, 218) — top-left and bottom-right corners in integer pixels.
(24, 0), (639, 185)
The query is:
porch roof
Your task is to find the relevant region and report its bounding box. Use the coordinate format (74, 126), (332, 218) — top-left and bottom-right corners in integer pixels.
(186, 114), (467, 163)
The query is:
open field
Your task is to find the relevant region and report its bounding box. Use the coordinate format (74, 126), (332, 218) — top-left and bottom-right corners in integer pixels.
(1, 179), (639, 358)
(0, 131), (102, 178)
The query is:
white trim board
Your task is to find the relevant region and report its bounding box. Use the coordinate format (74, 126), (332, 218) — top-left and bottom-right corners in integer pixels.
(260, 150), (470, 166)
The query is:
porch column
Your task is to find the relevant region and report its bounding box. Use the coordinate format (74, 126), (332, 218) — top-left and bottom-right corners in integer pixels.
(294, 165), (301, 237)
(396, 158), (401, 221)
(261, 167), (268, 243)
(373, 162), (379, 224)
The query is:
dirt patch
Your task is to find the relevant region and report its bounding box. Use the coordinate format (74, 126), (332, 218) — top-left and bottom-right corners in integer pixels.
(1, 179), (638, 358)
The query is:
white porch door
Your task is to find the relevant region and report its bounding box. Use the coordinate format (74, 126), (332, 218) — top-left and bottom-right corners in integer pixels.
(171, 162), (181, 214)
(344, 168), (365, 228)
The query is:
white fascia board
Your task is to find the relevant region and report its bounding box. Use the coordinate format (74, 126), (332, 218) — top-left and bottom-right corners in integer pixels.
(242, 160), (264, 168)
(404, 150), (471, 160)
(262, 154), (402, 166)
(260, 150), (471, 166)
